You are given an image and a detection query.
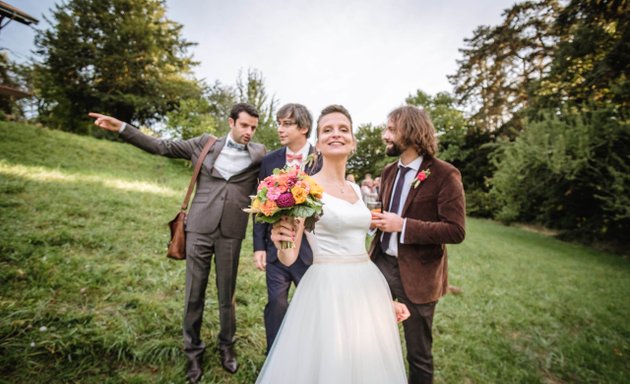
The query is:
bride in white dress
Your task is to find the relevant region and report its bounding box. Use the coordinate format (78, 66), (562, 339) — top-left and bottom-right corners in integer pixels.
(256, 105), (409, 384)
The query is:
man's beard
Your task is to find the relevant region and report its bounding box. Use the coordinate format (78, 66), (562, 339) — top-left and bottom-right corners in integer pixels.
(386, 141), (404, 157)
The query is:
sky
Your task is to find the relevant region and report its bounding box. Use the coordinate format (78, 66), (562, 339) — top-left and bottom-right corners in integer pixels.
(2, 0), (516, 127)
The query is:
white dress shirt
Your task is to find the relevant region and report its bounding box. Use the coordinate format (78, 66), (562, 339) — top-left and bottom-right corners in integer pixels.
(213, 133), (252, 180)
(382, 156), (423, 257)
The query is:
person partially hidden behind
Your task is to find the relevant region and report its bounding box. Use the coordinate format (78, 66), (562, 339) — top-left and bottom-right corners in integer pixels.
(89, 103), (265, 383)
(252, 103), (321, 354)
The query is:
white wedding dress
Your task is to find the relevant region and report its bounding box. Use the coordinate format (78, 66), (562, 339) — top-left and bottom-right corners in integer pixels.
(256, 183), (407, 384)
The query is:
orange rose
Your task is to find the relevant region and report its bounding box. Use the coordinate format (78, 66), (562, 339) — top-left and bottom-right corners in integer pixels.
(291, 185), (308, 204)
(307, 178), (324, 199)
(260, 199), (279, 216)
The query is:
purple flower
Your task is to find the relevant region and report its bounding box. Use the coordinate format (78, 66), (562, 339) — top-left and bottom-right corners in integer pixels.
(276, 192), (296, 208)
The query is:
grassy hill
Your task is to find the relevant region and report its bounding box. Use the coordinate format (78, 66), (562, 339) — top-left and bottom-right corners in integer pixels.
(1, 121), (628, 383)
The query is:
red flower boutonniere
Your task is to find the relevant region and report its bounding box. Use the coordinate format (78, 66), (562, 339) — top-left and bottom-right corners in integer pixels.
(412, 169), (431, 188)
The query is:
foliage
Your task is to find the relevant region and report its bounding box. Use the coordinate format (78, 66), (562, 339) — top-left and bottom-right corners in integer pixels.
(2, 122), (630, 383)
(406, 90), (499, 216)
(450, 0), (629, 131)
(236, 69), (279, 150)
(448, 0), (561, 132)
(347, 123), (390, 180)
(33, 0), (202, 135)
(202, 69), (279, 150)
(0, 52), (29, 120)
(406, 90), (468, 164)
(490, 108), (629, 243)
(533, 0), (630, 111)
(205, 80), (238, 136)
(447, 0), (629, 237)
(165, 97), (216, 140)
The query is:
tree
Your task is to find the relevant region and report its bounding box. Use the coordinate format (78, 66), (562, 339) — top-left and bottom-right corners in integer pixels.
(449, 0), (561, 133)
(33, 0), (202, 135)
(205, 80), (238, 136)
(165, 96), (216, 140)
(406, 89), (498, 216)
(236, 69), (278, 150)
(447, 0), (629, 241)
(490, 108), (629, 244)
(347, 123), (390, 180)
(0, 53), (30, 120)
(533, 0), (630, 110)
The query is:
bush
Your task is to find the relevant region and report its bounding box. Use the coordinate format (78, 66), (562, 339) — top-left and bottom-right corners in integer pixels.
(489, 107), (629, 244)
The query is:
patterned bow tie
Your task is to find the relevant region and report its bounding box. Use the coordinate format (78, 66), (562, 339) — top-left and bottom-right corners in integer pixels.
(286, 153), (303, 162)
(226, 140), (246, 151)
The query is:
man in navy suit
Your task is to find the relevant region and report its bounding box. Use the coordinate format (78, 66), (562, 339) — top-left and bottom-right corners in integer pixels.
(253, 103), (321, 353)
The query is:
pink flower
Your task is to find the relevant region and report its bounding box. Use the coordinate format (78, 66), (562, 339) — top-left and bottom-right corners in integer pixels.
(276, 192), (296, 208)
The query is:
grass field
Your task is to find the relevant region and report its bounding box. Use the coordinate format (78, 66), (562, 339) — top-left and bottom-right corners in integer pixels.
(1, 121), (628, 383)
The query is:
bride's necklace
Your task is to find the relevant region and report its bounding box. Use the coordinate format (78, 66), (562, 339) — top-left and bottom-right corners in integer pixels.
(333, 180), (347, 194)
(323, 179), (347, 194)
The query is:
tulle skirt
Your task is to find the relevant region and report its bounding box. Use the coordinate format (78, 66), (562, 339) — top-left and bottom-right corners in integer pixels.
(256, 255), (407, 384)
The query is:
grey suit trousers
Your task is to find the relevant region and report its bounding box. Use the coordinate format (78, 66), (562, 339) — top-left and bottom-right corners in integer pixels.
(183, 230), (242, 360)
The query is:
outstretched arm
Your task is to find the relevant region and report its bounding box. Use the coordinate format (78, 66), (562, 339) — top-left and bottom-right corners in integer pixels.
(88, 112), (199, 160)
(89, 112), (124, 132)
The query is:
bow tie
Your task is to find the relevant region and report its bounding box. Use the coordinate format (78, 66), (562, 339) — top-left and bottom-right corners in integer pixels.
(286, 153), (303, 163)
(226, 140), (246, 151)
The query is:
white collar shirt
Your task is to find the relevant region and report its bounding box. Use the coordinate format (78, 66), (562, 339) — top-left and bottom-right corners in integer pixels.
(213, 133), (252, 180)
(382, 155), (423, 257)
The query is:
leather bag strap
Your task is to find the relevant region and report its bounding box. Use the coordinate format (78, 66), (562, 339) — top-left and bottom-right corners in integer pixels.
(180, 135), (217, 211)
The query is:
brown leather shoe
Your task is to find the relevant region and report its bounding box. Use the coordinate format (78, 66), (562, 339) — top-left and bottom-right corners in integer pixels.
(186, 355), (203, 383)
(218, 344), (238, 374)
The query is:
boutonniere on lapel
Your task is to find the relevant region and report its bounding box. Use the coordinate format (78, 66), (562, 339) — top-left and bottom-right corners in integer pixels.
(412, 169), (431, 189)
(303, 152), (317, 169)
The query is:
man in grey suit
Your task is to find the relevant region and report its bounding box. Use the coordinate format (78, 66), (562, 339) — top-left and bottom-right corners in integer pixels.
(89, 103), (266, 383)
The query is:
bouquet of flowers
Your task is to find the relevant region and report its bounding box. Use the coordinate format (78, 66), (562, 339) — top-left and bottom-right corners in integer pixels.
(244, 166), (325, 249)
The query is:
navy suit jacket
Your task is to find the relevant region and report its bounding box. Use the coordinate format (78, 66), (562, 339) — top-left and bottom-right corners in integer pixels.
(253, 145), (321, 264)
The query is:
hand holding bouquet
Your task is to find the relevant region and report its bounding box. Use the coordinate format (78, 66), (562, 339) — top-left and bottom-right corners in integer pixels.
(245, 166), (324, 249)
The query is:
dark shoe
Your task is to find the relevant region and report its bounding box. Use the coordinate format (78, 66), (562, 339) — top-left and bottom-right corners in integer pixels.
(186, 355), (203, 383)
(218, 344), (238, 374)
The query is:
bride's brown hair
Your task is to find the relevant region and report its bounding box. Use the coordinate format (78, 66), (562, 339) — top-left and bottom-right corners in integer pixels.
(315, 104), (353, 138)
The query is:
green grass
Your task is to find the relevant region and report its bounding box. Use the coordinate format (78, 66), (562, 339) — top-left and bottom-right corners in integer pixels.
(1, 121), (629, 383)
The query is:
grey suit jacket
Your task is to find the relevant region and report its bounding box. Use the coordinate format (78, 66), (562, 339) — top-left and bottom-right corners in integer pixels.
(120, 126), (266, 238)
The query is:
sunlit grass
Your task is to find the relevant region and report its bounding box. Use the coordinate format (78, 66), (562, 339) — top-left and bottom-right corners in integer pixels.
(1, 121), (629, 383)
(0, 161), (179, 196)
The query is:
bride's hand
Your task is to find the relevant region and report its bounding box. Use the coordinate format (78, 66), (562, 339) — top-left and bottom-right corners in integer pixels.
(270, 217), (301, 248)
(392, 301), (410, 323)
